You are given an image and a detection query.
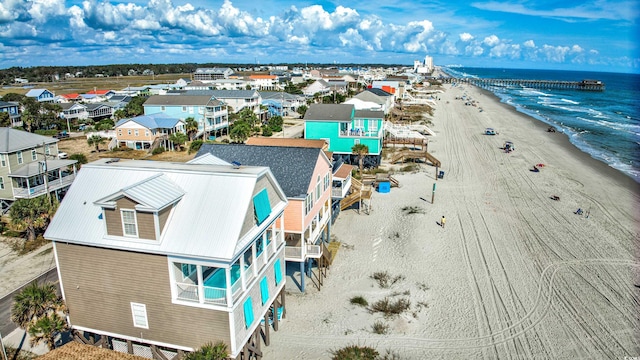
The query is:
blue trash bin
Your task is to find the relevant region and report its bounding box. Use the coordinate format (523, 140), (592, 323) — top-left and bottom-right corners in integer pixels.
(438, 171), (445, 179)
(378, 181), (390, 193)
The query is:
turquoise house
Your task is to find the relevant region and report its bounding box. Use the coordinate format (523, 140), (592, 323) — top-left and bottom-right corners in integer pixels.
(304, 104), (384, 167)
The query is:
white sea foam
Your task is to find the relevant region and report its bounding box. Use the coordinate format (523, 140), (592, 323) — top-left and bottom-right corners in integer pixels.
(560, 98), (579, 104)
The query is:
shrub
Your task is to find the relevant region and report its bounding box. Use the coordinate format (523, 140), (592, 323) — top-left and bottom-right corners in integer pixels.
(370, 297), (411, 317)
(152, 147), (165, 155)
(331, 344), (379, 360)
(189, 140), (203, 154)
(261, 125), (273, 137)
(371, 320), (389, 335)
(111, 146), (133, 152)
(350, 296), (368, 307)
(400, 164), (418, 172)
(371, 272), (404, 288)
(401, 206), (424, 215)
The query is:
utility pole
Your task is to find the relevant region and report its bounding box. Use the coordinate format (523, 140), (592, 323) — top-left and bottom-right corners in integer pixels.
(40, 142), (51, 205)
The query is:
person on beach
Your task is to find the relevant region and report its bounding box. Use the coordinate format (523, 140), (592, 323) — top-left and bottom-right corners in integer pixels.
(441, 216), (446, 228)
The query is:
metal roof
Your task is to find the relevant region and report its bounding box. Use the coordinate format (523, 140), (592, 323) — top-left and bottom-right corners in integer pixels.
(0, 128), (58, 153)
(143, 95), (214, 106)
(195, 144), (328, 199)
(95, 174), (185, 212)
(355, 109), (384, 119)
(210, 90), (259, 99)
(303, 104), (354, 122)
(187, 153), (232, 165)
(44, 159), (288, 262)
(352, 90), (387, 104)
(115, 113), (183, 130)
(9, 159), (77, 177)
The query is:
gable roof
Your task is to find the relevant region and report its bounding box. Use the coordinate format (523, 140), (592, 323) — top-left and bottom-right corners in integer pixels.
(25, 89), (51, 97)
(303, 104), (354, 122)
(246, 137), (328, 150)
(0, 127), (58, 153)
(94, 173), (184, 212)
(45, 159), (287, 262)
(60, 93), (82, 100)
(353, 90), (387, 104)
(210, 90), (259, 99)
(144, 95), (214, 106)
(195, 144), (328, 199)
(0, 101), (18, 108)
(365, 88), (393, 97)
(115, 113), (183, 130)
(87, 89), (112, 95)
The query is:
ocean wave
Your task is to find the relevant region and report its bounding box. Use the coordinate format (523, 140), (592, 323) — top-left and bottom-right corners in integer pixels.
(575, 116), (640, 135)
(560, 98), (579, 105)
(518, 88), (552, 97)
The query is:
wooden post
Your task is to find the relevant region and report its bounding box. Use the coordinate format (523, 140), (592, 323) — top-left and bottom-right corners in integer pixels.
(431, 183), (436, 204)
(435, 166), (439, 181)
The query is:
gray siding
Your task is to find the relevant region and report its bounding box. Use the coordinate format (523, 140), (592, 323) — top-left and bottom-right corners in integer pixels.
(239, 175), (283, 238)
(158, 205), (172, 234)
(56, 243), (232, 349)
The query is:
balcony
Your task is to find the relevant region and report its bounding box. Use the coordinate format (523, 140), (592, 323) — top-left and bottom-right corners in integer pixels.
(339, 128), (382, 138)
(285, 244), (322, 261)
(13, 173), (76, 199)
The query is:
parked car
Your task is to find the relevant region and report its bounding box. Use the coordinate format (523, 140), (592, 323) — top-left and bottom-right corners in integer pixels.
(57, 152), (68, 159)
(54, 131), (69, 139)
(485, 128), (496, 135)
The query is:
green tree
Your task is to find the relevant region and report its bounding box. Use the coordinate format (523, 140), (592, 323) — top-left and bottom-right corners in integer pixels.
(0, 112), (10, 127)
(297, 105), (308, 118)
(229, 121), (250, 143)
(113, 109), (127, 121)
(87, 135), (106, 152)
(185, 117), (198, 140)
(1, 92), (24, 102)
(237, 107), (259, 128)
(268, 115), (283, 132)
(351, 143), (369, 177)
(11, 282), (68, 351)
(124, 96), (147, 117)
(10, 197), (58, 242)
(169, 132), (188, 150)
(185, 341), (228, 360)
(69, 153), (88, 169)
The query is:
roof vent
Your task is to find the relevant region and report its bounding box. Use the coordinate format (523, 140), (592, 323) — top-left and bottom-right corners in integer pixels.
(105, 158), (120, 164)
(231, 161), (241, 169)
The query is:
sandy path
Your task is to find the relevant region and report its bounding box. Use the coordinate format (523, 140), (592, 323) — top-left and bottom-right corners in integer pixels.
(263, 83), (639, 359)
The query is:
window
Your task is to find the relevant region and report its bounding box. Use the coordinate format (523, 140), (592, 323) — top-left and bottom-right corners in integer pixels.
(181, 264), (197, 280)
(369, 120), (378, 133)
(354, 139), (360, 145)
(260, 277), (269, 305)
(243, 297), (254, 329)
(324, 173), (330, 191)
(45, 145), (50, 156)
(304, 193), (313, 215)
(354, 119), (364, 131)
(0, 177), (4, 190)
(182, 106), (187, 112)
(316, 176), (321, 202)
(145, 130), (149, 137)
(134, 130), (139, 136)
(274, 259), (282, 285)
(1, 154), (6, 167)
(16, 151), (23, 164)
(128, 129), (132, 135)
(161, 106), (165, 111)
(118, 129), (122, 135)
(130, 302), (149, 329)
(31, 149), (37, 161)
(121, 210), (138, 237)
(253, 188), (271, 225)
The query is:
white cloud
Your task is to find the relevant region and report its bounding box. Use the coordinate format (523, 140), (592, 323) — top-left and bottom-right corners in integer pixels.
(483, 35), (499, 46)
(523, 39), (535, 48)
(29, 0), (66, 23)
(540, 44), (571, 62)
(459, 32), (474, 42)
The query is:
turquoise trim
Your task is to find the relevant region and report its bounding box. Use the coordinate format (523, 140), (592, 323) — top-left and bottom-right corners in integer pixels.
(253, 188), (271, 224)
(260, 277), (269, 305)
(243, 297), (254, 329)
(274, 259), (282, 285)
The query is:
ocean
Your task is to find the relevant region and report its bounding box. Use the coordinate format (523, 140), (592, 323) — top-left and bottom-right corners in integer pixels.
(440, 67), (640, 183)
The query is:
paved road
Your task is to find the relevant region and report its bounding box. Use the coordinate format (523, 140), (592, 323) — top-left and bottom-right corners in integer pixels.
(0, 268), (59, 337)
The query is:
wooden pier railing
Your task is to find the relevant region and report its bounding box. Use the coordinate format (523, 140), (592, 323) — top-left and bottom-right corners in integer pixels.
(433, 77), (605, 91)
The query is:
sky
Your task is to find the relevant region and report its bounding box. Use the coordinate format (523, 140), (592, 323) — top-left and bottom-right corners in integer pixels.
(0, 0), (638, 73)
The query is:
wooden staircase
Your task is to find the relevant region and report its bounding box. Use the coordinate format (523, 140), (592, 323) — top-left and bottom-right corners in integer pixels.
(390, 150), (441, 167)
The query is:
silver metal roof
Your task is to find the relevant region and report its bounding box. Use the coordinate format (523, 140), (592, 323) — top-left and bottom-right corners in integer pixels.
(187, 153), (231, 165)
(9, 159), (77, 177)
(0, 128), (58, 153)
(45, 159), (288, 262)
(94, 174), (185, 212)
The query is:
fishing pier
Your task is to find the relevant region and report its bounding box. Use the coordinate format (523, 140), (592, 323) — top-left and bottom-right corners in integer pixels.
(435, 77), (605, 91)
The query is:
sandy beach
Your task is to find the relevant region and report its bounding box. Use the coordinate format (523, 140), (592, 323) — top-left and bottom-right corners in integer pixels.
(262, 83), (640, 359)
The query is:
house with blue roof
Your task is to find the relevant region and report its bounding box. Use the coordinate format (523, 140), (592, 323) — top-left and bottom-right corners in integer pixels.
(143, 95), (228, 139)
(25, 88), (55, 103)
(115, 113), (185, 151)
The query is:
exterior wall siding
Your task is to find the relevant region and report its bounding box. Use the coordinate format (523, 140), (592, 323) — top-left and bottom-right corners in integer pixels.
(104, 208), (123, 236)
(158, 206), (172, 234)
(55, 243), (232, 349)
(240, 175), (285, 237)
(303, 156), (332, 229)
(305, 121), (381, 155)
(104, 197), (157, 240)
(136, 211), (156, 240)
(116, 125), (155, 142)
(283, 200), (303, 233)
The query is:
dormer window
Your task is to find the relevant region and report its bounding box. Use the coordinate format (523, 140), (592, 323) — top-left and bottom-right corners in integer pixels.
(121, 209), (138, 237)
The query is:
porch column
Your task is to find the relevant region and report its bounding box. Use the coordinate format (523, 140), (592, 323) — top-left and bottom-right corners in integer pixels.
(300, 262), (305, 292)
(225, 268), (233, 305)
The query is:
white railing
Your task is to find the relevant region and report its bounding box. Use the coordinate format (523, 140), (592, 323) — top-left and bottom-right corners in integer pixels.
(255, 252), (266, 271)
(203, 286), (227, 306)
(13, 173), (76, 198)
(306, 244), (321, 258)
(285, 246), (303, 261)
(244, 263), (256, 284)
(176, 282), (199, 302)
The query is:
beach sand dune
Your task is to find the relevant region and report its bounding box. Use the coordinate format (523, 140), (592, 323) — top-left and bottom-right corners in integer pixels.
(262, 84), (640, 359)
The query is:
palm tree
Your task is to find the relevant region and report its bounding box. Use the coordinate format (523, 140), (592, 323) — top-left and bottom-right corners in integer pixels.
(11, 282), (68, 351)
(87, 135), (106, 152)
(351, 143), (369, 177)
(185, 341), (228, 360)
(10, 197), (58, 242)
(185, 117), (198, 140)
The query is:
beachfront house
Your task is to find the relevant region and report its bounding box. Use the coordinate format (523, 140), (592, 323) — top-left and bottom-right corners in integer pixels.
(0, 101), (21, 127)
(210, 90), (263, 118)
(193, 143), (333, 292)
(304, 104), (385, 168)
(143, 95), (229, 139)
(0, 128), (77, 212)
(115, 113), (185, 151)
(44, 159), (288, 359)
(59, 103), (89, 121)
